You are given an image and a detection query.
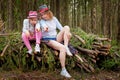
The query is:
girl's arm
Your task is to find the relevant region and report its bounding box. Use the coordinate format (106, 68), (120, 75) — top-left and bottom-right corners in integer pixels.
(22, 19), (29, 33)
(35, 21), (41, 32)
(54, 17), (63, 31)
(22, 19), (30, 36)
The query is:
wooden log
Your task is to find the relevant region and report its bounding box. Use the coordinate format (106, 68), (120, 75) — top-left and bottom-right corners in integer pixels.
(98, 48), (110, 52)
(0, 22), (5, 31)
(90, 58), (96, 63)
(87, 53), (96, 58)
(0, 33), (20, 36)
(99, 51), (109, 55)
(82, 57), (88, 63)
(93, 42), (103, 46)
(101, 44), (111, 49)
(83, 62), (95, 72)
(114, 52), (120, 58)
(74, 34), (85, 44)
(88, 64), (95, 72)
(95, 49), (109, 55)
(83, 61), (95, 72)
(77, 46), (98, 56)
(75, 54), (83, 62)
(92, 45), (101, 49)
(76, 63), (83, 69)
(95, 37), (111, 42)
(1, 44), (9, 56)
(81, 63), (91, 72)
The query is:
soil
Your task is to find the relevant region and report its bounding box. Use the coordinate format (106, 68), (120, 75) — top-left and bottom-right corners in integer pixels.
(0, 69), (120, 80)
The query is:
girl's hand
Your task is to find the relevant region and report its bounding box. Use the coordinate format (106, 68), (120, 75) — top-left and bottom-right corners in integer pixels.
(25, 31), (30, 37)
(36, 27), (40, 32)
(35, 24), (40, 32)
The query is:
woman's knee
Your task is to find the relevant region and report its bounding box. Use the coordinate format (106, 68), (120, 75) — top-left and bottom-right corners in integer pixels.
(64, 25), (70, 31)
(59, 45), (66, 53)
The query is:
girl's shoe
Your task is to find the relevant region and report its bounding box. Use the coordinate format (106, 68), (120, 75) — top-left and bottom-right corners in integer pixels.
(35, 44), (40, 53)
(60, 69), (71, 78)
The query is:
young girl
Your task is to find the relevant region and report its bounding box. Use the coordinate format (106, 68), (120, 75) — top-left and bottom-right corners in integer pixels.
(37, 5), (72, 78)
(22, 11), (42, 55)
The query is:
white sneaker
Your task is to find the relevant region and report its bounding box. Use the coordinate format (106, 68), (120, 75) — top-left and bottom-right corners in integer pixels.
(60, 69), (71, 78)
(35, 44), (40, 53)
(65, 46), (73, 56)
(27, 49), (33, 55)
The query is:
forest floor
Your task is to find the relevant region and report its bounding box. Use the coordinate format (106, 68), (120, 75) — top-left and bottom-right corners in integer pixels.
(0, 69), (120, 80)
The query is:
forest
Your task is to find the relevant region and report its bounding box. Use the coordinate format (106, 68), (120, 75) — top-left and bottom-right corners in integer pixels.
(0, 0), (120, 80)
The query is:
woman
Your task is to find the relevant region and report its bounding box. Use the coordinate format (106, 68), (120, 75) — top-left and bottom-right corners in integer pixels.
(37, 5), (72, 78)
(22, 11), (42, 55)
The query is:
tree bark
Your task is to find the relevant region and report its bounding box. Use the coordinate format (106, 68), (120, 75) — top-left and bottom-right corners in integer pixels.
(8, 0), (13, 30)
(56, 0), (60, 20)
(101, 0), (111, 37)
(117, 1), (120, 43)
(91, 0), (97, 34)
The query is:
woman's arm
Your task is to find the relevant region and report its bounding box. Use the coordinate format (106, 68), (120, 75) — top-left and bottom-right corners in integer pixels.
(40, 20), (48, 32)
(54, 17), (63, 31)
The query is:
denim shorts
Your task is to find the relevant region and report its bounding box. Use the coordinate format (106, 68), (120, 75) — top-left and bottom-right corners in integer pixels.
(42, 37), (56, 43)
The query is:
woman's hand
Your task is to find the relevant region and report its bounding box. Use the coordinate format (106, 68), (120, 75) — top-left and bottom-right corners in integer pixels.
(43, 26), (48, 32)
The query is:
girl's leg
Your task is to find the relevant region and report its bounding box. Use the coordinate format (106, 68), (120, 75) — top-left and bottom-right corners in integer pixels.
(46, 40), (71, 78)
(35, 30), (42, 52)
(22, 33), (33, 54)
(35, 30), (42, 44)
(22, 33), (32, 50)
(57, 25), (72, 46)
(46, 40), (66, 67)
(57, 26), (72, 56)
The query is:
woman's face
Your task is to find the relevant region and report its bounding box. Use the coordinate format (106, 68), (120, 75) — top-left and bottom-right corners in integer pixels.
(41, 12), (49, 20)
(29, 18), (37, 25)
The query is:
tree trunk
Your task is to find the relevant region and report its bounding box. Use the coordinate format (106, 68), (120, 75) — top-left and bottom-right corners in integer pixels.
(61, 0), (69, 26)
(56, 0), (60, 20)
(91, 0), (97, 34)
(101, 0), (111, 37)
(8, 0), (13, 30)
(117, 1), (120, 43)
(50, 0), (56, 16)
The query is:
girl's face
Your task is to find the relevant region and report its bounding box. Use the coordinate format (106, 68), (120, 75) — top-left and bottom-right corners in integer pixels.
(29, 18), (37, 25)
(41, 12), (49, 20)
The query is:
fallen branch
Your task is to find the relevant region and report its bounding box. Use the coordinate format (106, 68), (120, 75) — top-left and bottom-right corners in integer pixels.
(0, 33), (20, 36)
(77, 46), (96, 55)
(95, 37), (111, 42)
(74, 34), (85, 44)
(101, 44), (111, 49)
(0, 22), (5, 29)
(75, 54), (83, 62)
(1, 44), (9, 56)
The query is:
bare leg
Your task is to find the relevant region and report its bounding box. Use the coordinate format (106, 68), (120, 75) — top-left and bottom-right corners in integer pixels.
(57, 26), (73, 56)
(46, 40), (66, 68)
(46, 40), (71, 78)
(57, 25), (72, 46)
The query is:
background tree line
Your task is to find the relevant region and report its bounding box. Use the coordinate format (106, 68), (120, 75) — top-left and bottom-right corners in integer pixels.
(0, 0), (120, 43)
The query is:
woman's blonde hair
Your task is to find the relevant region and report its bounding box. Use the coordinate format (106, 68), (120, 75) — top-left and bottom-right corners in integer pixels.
(44, 10), (53, 20)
